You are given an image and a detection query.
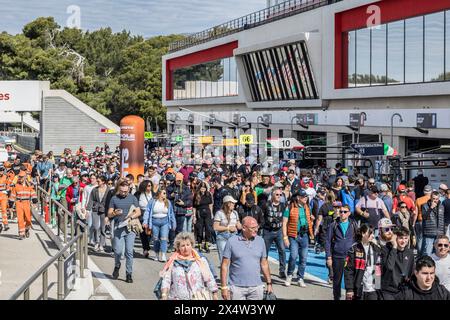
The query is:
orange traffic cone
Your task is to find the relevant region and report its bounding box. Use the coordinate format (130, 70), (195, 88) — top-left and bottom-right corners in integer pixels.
(44, 204), (50, 224)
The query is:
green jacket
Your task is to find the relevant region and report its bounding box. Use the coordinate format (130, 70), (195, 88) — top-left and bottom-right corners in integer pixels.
(59, 177), (73, 198)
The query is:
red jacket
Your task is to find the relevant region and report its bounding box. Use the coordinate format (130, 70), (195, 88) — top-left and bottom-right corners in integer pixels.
(66, 182), (86, 212)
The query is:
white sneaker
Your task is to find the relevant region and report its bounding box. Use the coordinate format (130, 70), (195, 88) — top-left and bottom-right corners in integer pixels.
(284, 275), (292, 287)
(209, 244), (217, 250)
(151, 252), (159, 261)
(298, 278), (306, 288)
(99, 246), (105, 253)
(160, 253), (167, 262)
(94, 244), (100, 252)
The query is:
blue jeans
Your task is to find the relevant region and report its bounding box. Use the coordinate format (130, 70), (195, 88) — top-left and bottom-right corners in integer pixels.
(216, 232), (235, 263)
(287, 233), (309, 279)
(152, 217), (170, 254)
(113, 227), (136, 275)
(183, 215), (193, 233)
(415, 222), (423, 252)
(262, 229), (286, 274)
(175, 215), (185, 234)
(421, 236), (435, 257)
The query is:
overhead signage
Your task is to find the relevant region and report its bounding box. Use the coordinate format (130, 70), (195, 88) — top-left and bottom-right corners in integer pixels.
(297, 113), (318, 125)
(198, 136), (213, 144)
(417, 113), (437, 129)
(223, 138), (239, 146)
(266, 138), (304, 150)
(349, 113), (364, 127)
(175, 135), (184, 142)
(351, 142), (385, 156)
(239, 135), (254, 145)
(144, 132), (154, 139)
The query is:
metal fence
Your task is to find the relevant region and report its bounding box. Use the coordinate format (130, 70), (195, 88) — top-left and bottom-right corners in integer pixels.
(168, 0), (343, 52)
(9, 186), (89, 300)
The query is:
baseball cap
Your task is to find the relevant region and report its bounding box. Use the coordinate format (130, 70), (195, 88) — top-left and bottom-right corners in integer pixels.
(342, 168), (349, 174)
(380, 184), (389, 192)
(368, 178), (375, 184)
(293, 189), (308, 198)
(165, 168), (175, 174)
(424, 185), (433, 193)
(439, 184), (448, 191)
(223, 195), (237, 204)
(378, 218), (395, 230)
(175, 173), (184, 181)
(332, 201), (342, 207)
(397, 184), (407, 192)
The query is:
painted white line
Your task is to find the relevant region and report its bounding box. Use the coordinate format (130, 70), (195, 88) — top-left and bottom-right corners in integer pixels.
(267, 256), (329, 285)
(87, 257), (126, 300)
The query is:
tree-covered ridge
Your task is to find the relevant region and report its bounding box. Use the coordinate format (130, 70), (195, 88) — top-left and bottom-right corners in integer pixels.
(0, 17), (184, 127)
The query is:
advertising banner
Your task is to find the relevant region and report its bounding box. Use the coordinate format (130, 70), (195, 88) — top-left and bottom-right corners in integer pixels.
(120, 116), (144, 182)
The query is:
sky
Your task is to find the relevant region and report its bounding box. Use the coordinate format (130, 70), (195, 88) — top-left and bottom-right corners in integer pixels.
(0, 0), (266, 37)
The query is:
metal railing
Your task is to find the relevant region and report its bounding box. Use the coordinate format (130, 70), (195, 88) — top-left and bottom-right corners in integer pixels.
(168, 0), (343, 52)
(9, 186), (89, 300)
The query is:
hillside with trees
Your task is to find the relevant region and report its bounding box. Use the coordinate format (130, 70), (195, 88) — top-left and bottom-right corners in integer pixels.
(0, 17), (184, 128)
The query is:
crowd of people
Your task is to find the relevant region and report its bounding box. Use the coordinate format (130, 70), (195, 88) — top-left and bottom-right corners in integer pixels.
(0, 144), (449, 300)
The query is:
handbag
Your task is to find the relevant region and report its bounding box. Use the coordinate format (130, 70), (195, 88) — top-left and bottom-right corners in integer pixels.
(74, 203), (86, 220)
(153, 277), (163, 300)
(263, 291), (277, 300)
(126, 205), (143, 234)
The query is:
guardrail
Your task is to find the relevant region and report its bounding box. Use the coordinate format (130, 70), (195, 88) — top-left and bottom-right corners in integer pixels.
(168, 0), (343, 52)
(9, 186), (88, 300)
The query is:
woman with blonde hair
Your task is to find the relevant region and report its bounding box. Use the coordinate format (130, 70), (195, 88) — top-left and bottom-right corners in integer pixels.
(160, 232), (218, 300)
(213, 196), (242, 262)
(143, 188), (176, 262)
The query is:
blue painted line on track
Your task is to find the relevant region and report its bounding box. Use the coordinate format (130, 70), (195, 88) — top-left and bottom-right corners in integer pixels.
(268, 245), (345, 288)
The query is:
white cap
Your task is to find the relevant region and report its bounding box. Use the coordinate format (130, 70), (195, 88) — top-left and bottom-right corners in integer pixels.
(439, 184), (448, 191)
(222, 195), (237, 204)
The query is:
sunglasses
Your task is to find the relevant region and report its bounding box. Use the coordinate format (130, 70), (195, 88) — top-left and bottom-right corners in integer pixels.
(275, 193), (282, 196)
(437, 243), (449, 248)
(400, 206), (407, 209)
(245, 185), (251, 187)
(382, 227), (393, 232)
(339, 210), (349, 214)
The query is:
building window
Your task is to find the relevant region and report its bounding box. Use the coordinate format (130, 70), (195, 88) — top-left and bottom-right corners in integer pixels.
(425, 12), (445, 82)
(242, 41), (319, 101)
(346, 9), (450, 87)
(172, 57), (238, 100)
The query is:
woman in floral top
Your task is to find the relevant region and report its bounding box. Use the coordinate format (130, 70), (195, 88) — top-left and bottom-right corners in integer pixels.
(161, 232), (218, 300)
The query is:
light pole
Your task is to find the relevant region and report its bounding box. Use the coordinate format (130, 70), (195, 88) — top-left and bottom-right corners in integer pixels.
(256, 116), (270, 161)
(357, 112), (367, 143)
(390, 113), (403, 147)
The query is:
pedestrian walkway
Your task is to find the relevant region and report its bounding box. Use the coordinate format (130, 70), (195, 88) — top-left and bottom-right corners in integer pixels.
(0, 219), (59, 299)
(88, 239), (334, 300)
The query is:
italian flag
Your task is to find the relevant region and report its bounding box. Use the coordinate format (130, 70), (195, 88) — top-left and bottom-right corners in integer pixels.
(384, 143), (398, 156)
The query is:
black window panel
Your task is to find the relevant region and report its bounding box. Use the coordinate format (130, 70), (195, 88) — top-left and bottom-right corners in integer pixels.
(255, 51), (274, 100)
(281, 46), (298, 99)
(243, 55), (259, 101)
(250, 53), (267, 101)
(286, 44), (305, 99)
(294, 43), (312, 98)
(300, 42), (318, 98)
(261, 50), (280, 99)
(269, 48), (289, 100)
(277, 48), (305, 99)
(286, 45), (306, 99)
(265, 49), (286, 100)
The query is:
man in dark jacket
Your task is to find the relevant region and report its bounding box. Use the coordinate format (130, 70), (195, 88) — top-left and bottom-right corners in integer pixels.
(395, 255), (450, 300)
(325, 205), (358, 300)
(421, 191), (445, 257)
(238, 193), (264, 229)
(380, 226), (415, 300)
(261, 189), (286, 279)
